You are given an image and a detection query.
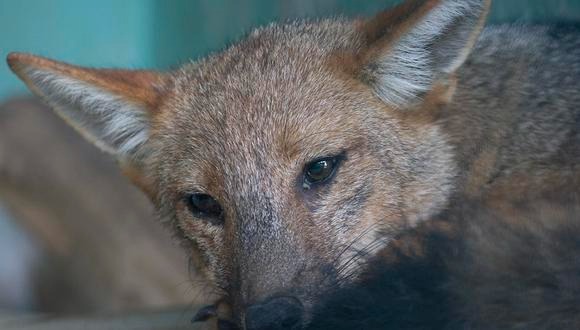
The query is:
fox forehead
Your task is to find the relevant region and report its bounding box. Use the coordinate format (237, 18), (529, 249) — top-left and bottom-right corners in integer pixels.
(166, 19), (368, 115)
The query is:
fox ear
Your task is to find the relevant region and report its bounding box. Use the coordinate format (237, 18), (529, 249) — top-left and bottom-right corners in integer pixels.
(7, 53), (169, 159)
(361, 0), (491, 108)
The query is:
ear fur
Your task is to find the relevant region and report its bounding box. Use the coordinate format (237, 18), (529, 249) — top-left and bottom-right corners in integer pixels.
(361, 0), (491, 108)
(7, 53), (168, 158)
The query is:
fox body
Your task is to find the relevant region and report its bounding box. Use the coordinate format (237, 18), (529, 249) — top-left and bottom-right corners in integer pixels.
(6, 0), (580, 328)
(307, 188), (580, 329)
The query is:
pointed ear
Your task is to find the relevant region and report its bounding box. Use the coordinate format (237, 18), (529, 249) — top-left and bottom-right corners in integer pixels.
(6, 53), (169, 159)
(360, 0), (491, 108)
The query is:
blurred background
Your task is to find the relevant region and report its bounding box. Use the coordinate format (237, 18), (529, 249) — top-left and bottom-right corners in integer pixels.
(0, 0), (579, 319)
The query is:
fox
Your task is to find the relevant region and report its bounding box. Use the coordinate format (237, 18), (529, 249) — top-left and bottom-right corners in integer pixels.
(6, 0), (580, 328)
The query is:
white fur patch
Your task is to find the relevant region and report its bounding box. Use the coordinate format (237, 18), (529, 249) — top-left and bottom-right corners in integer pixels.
(371, 0), (484, 108)
(24, 68), (149, 157)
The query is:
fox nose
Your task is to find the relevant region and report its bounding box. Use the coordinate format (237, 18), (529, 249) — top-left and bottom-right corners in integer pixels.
(245, 296), (304, 330)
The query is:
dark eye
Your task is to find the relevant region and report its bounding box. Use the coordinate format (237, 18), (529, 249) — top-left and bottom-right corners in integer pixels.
(186, 193), (223, 222)
(303, 156), (340, 189)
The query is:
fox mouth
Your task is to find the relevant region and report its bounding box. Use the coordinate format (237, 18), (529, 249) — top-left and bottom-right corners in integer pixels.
(193, 297), (307, 330)
(191, 303), (240, 329)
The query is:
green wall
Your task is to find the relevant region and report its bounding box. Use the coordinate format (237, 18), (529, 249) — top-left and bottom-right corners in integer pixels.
(2, 0), (580, 101)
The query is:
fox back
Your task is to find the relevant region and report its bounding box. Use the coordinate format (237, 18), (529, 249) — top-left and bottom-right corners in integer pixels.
(6, 0), (580, 328)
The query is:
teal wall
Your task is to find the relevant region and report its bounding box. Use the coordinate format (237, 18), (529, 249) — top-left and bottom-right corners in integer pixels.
(0, 0), (156, 100)
(2, 0), (580, 101)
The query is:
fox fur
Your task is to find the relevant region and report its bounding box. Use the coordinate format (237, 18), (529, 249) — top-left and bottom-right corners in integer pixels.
(6, 0), (580, 328)
(308, 188), (580, 329)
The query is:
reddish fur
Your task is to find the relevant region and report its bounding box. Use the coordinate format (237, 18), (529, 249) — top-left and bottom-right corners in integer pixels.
(8, 53), (168, 111)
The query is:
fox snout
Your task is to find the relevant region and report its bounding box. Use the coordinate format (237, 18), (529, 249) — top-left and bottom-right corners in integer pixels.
(217, 205), (340, 328)
(218, 265), (331, 329)
(212, 296), (304, 330)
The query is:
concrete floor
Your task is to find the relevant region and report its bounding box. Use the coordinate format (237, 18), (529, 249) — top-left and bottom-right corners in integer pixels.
(0, 308), (203, 330)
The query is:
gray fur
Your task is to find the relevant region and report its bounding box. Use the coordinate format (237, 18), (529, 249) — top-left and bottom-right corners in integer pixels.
(446, 25), (580, 192)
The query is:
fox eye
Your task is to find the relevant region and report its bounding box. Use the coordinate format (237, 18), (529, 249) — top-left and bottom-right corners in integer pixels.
(186, 193), (223, 222)
(303, 156), (340, 189)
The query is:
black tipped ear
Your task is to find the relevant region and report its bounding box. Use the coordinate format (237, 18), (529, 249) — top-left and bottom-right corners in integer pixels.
(7, 53), (169, 158)
(360, 0), (491, 108)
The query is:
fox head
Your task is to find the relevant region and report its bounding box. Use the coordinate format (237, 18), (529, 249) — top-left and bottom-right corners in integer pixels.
(8, 0), (490, 328)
